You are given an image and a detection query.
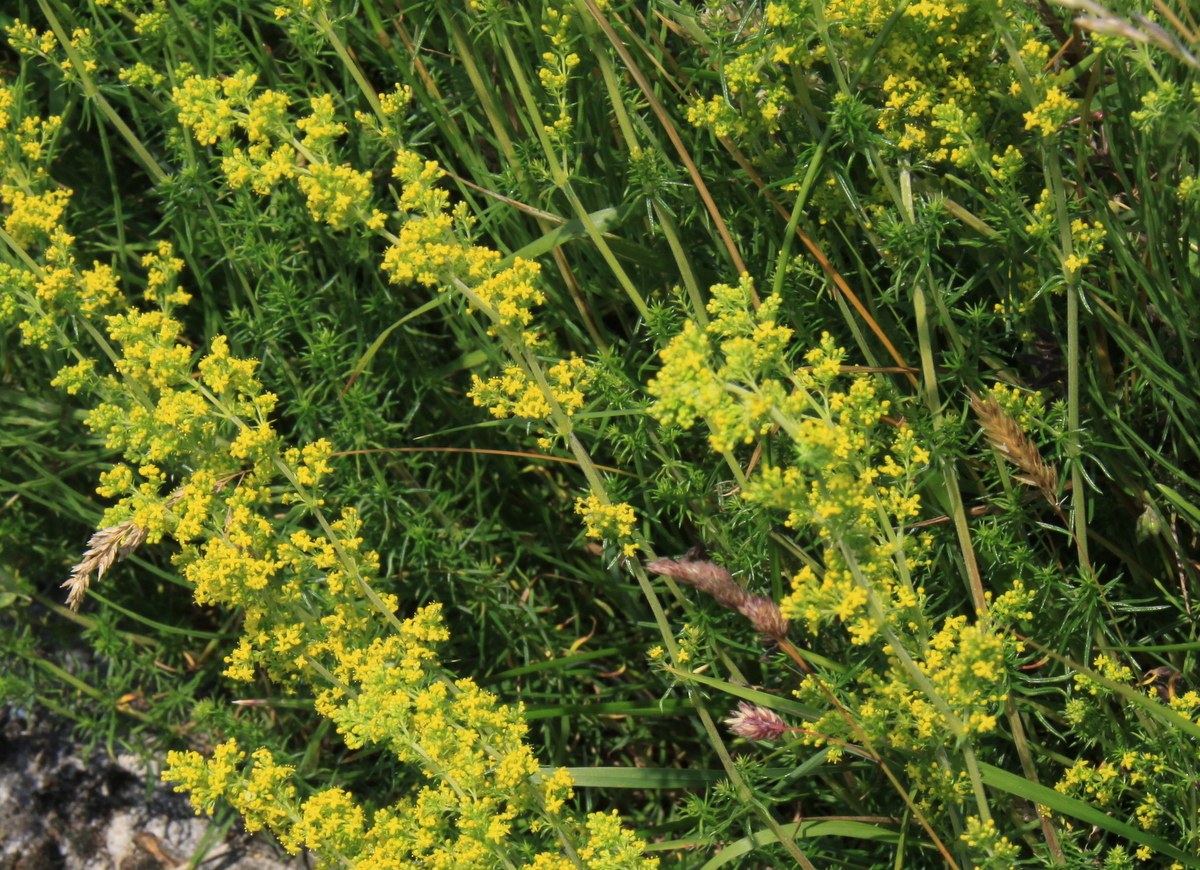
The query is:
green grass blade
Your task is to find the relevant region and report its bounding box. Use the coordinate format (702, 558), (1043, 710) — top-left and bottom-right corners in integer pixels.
(689, 819), (905, 869)
(979, 762), (1200, 866)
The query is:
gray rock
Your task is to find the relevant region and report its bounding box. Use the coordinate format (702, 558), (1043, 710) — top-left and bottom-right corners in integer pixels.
(0, 711), (305, 870)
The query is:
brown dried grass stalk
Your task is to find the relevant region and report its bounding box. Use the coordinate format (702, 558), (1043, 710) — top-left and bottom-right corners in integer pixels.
(645, 557), (790, 641)
(969, 390), (1060, 507)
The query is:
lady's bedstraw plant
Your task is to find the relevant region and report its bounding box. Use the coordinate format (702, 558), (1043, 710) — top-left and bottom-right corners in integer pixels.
(11, 0), (1200, 866)
(0, 62), (657, 869)
(648, 277), (1033, 857)
(686, 0), (1056, 175)
(167, 70), (650, 868)
(539, 9), (582, 146)
(170, 66), (636, 547)
(684, 0), (1095, 317)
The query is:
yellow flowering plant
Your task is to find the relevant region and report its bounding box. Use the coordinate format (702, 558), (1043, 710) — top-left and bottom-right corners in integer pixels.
(8, 1), (1200, 868)
(0, 48), (656, 870)
(1, 173), (658, 870)
(646, 276), (1034, 834)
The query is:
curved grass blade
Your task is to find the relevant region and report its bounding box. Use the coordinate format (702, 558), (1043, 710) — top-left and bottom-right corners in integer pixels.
(663, 666), (821, 719)
(498, 207), (621, 268)
(691, 819), (906, 869)
(88, 590), (239, 639)
(341, 294), (450, 396)
(522, 698), (695, 719)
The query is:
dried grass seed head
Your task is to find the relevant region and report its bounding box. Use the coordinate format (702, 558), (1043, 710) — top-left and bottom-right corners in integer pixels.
(63, 519), (148, 610)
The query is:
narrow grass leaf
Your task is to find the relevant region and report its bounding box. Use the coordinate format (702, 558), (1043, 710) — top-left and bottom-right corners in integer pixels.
(685, 820), (905, 869)
(498, 207), (622, 267)
(979, 762), (1200, 866)
(342, 294), (450, 395)
(663, 667), (820, 719)
(88, 591), (240, 639)
(522, 699), (694, 719)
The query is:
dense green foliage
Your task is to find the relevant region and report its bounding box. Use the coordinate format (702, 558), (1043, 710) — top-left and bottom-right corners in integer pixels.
(4, 0), (1200, 867)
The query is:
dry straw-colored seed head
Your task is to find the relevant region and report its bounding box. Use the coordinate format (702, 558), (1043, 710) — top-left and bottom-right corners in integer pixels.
(62, 519), (148, 611)
(62, 487), (187, 610)
(969, 390), (1060, 508)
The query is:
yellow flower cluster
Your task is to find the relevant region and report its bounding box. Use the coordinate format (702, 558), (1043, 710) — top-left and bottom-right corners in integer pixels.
(781, 541), (918, 647)
(743, 333), (928, 556)
(985, 383), (1044, 429)
(1064, 218), (1107, 274)
(1056, 750), (1169, 831)
(649, 275), (792, 452)
(1073, 653), (1135, 697)
(1024, 187), (1056, 239)
(172, 71), (386, 231)
(686, 0), (1057, 170)
(91, 0), (171, 34)
(0, 99), (148, 349)
(21, 274), (651, 867)
(575, 494), (640, 557)
(958, 816), (1020, 868)
(5, 20), (58, 58)
(1023, 86), (1078, 138)
(469, 358), (590, 420)
(1024, 187), (1107, 278)
(1179, 174), (1200, 204)
(378, 148), (597, 436)
(0, 97), (67, 248)
(355, 85), (412, 144)
(119, 62), (165, 88)
(132, 2), (168, 36)
(795, 582), (1030, 756)
(141, 241), (192, 309)
(272, 0), (330, 20)
(384, 150), (553, 337)
(166, 605), (656, 870)
(685, 8), (791, 138)
(173, 72), (565, 347)
(5, 21), (98, 79)
(538, 9), (581, 142)
(35, 277), (393, 689)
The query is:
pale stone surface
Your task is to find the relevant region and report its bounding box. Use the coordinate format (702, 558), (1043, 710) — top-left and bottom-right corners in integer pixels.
(0, 711), (304, 870)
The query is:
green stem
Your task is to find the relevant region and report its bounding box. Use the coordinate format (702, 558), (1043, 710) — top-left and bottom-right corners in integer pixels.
(840, 542), (994, 827)
(1046, 150), (1090, 569)
(561, 185), (652, 322)
(315, 10), (383, 119)
(37, 0), (168, 183)
(773, 0), (913, 299)
(994, 18), (1092, 576)
(302, 653), (357, 698)
(651, 200), (709, 328)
